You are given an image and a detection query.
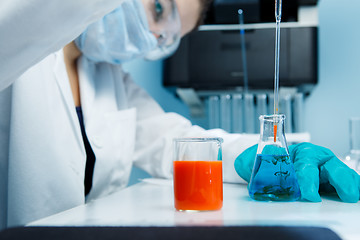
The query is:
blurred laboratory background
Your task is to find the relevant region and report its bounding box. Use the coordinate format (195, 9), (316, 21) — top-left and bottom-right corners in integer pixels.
(124, 0), (360, 183)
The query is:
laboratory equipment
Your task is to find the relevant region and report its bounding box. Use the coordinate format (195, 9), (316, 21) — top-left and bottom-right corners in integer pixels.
(220, 94), (232, 132)
(343, 118), (360, 172)
(255, 94), (267, 133)
(238, 9), (248, 92)
(173, 138), (223, 211)
(164, 0), (319, 92)
(244, 93), (255, 133)
(206, 92), (307, 134)
(273, 0), (282, 116)
(248, 115), (301, 201)
(272, 0), (282, 141)
(164, 0), (319, 132)
(232, 94), (243, 133)
(208, 96), (221, 129)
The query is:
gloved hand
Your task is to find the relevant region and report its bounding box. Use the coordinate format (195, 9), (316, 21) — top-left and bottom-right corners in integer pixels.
(234, 142), (360, 203)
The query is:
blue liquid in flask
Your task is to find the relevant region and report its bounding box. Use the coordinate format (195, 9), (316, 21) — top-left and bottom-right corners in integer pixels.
(248, 153), (301, 201)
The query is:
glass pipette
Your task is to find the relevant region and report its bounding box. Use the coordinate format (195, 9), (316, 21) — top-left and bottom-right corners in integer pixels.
(238, 9), (248, 93)
(273, 0), (282, 142)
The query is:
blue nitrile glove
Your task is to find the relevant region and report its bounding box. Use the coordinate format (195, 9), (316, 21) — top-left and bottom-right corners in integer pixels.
(234, 142), (360, 203)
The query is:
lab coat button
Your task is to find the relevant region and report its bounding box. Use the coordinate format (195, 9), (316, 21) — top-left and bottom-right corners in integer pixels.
(92, 136), (103, 148)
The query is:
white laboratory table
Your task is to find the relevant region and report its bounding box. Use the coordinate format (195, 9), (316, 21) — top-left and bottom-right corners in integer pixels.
(29, 179), (360, 240)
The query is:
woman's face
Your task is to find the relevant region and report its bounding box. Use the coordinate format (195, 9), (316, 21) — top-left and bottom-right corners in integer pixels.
(140, 0), (201, 60)
(142, 0), (201, 37)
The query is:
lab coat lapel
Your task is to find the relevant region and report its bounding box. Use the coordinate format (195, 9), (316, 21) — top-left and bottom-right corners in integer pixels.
(77, 57), (120, 124)
(53, 51), (84, 151)
(76, 59), (137, 199)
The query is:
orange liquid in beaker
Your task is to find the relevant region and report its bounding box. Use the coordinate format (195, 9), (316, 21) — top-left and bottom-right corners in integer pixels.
(173, 160), (223, 211)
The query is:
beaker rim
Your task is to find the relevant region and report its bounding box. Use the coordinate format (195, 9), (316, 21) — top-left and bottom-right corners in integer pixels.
(259, 114), (286, 121)
(173, 137), (224, 143)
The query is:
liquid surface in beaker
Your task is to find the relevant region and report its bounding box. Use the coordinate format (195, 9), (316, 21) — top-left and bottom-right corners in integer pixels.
(249, 153), (300, 201)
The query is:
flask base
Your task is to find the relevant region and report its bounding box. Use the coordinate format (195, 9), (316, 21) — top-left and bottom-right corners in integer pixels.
(249, 185), (300, 202)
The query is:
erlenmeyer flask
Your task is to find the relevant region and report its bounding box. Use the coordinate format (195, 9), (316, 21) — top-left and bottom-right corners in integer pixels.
(248, 114), (301, 201)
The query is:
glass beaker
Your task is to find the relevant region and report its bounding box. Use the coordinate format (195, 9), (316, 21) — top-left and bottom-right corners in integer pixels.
(173, 138), (223, 211)
(248, 114), (301, 201)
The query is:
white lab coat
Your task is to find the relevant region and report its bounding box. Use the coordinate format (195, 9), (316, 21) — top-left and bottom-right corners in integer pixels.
(0, 49), (257, 229)
(0, 0), (308, 231)
(0, 0), (255, 230)
(0, 0), (128, 91)
(0, 0), (134, 230)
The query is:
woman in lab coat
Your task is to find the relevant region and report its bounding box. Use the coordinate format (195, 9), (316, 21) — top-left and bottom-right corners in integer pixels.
(1, 0), (359, 231)
(0, 0), (253, 229)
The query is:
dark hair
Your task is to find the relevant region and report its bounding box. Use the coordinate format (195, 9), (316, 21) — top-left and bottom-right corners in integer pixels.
(194, 0), (213, 29)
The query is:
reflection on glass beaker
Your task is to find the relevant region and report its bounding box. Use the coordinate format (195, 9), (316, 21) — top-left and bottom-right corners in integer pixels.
(248, 114), (301, 201)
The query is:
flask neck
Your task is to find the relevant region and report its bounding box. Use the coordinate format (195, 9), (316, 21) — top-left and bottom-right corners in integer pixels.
(258, 115), (289, 156)
(259, 115), (284, 142)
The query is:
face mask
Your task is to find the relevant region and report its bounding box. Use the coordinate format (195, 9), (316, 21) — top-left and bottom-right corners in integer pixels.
(75, 0), (181, 64)
(75, 0), (156, 64)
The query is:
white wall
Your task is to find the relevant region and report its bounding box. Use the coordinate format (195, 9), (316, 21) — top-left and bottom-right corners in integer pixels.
(305, 0), (360, 156)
